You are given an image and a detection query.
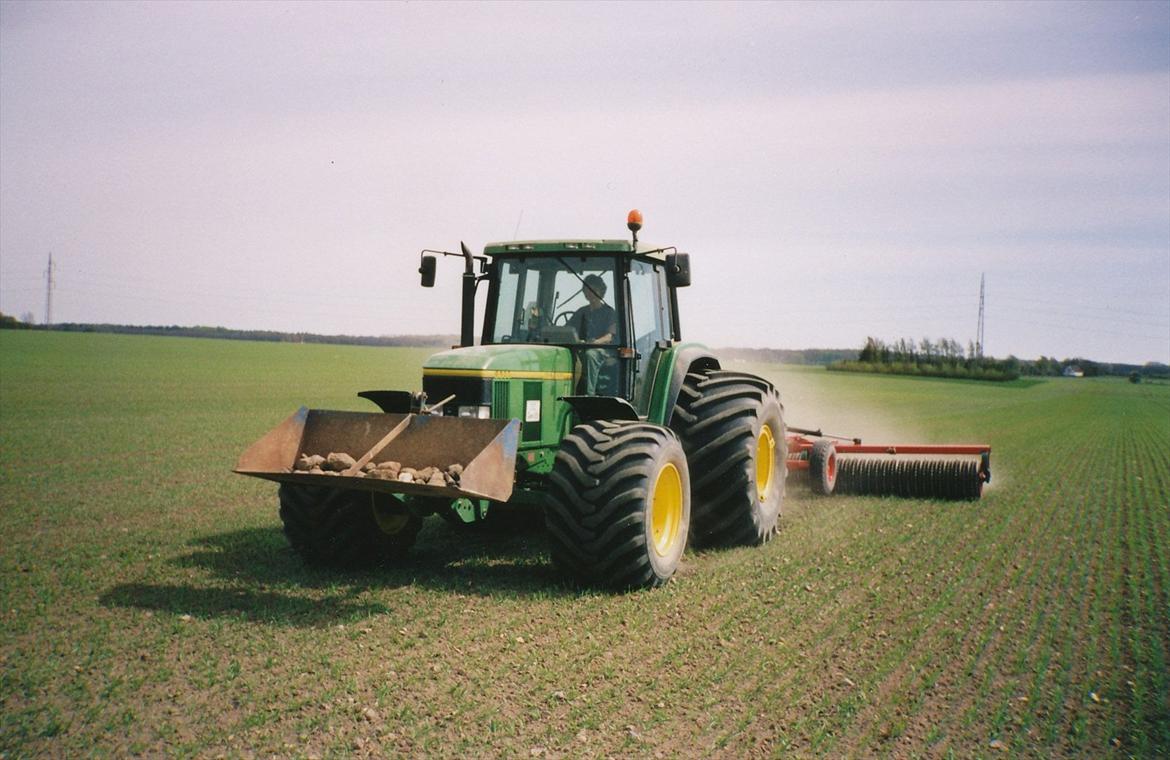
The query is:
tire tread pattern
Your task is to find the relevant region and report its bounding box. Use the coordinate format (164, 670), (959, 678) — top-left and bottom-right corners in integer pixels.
(545, 420), (686, 590)
(808, 439), (837, 496)
(671, 370), (786, 547)
(278, 484), (421, 567)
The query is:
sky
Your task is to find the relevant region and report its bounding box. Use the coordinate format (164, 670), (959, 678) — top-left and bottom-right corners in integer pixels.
(1, 0), (1168, 364)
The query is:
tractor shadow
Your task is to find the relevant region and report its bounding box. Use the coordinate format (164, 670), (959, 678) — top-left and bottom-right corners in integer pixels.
(101, 519), (571, 626)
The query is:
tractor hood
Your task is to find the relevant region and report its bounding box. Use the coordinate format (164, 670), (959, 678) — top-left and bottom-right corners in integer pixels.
(424, 344), (574, 380)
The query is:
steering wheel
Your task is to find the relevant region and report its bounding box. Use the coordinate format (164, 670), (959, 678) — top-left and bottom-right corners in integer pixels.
(553, 311), (574, 326)
(523, 304), (555, 337)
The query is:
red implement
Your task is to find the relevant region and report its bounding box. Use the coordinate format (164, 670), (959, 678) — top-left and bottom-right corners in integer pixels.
(785, 427), (991, 500)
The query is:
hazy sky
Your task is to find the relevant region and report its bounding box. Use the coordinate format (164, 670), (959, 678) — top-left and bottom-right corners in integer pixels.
(1, 0), (1168, 364)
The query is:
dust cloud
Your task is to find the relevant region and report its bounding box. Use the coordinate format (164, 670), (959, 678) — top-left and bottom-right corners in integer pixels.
(735, 361), (928, 445)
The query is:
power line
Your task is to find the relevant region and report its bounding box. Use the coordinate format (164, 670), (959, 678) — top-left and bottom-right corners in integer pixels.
(1002, 317), (1168, 342)
(1008, 305), (1169, 329)
(996, 296), (1170, 320)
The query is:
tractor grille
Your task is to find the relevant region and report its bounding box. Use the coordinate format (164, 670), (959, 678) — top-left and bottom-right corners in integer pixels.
(493, 381), (510, 419)
(422, 375), (492, 416)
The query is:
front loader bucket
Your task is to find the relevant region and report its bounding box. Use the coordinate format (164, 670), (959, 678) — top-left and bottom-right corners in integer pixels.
(234, 408), (520, 502)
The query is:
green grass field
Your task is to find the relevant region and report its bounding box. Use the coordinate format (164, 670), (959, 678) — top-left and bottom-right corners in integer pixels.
(1, 331), (1167, 758)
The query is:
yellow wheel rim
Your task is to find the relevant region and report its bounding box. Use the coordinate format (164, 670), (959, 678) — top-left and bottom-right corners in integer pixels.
(756, 424), (776, 501)
(371, 499), (410, 535)
(650, 462), (683, 557)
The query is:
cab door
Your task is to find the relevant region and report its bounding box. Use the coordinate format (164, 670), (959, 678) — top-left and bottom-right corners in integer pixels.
(627, 258), (673, 411)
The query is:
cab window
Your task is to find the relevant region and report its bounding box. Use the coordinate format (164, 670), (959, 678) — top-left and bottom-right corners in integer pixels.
(628, 258), (672, 403)
(488, 256), (619, 346)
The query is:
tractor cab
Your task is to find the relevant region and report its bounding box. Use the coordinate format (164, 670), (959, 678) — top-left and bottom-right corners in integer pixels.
(418, 211), (692, 415)
(482, 241), (684, 403)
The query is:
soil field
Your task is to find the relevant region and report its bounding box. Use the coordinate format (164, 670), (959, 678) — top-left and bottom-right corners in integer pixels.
(1, 331), (1167, 758)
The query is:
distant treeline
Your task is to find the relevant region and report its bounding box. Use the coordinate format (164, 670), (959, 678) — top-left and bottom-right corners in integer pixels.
(3, 314), (1167, 378)
(1016, 355), (1170, 380)
(830, 336), (1170, 382)
(0, 314), (456, 348)
(832, 359), (1021, 382)
(831, 336), (1020, 381)
(0, 313), (34, 330)
(0, 315), (854, 362)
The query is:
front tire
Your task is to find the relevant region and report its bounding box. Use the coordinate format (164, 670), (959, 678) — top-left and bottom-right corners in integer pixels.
(278, 484), (422, 567)
(671, 371), (786, 547)
(545, 420), (691, 590)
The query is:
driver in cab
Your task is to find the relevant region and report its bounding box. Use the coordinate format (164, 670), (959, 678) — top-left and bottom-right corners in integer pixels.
(569, 274), (617, 394)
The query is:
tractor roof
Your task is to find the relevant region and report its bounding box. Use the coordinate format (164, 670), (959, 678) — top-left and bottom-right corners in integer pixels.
(482, 239), (669, 261)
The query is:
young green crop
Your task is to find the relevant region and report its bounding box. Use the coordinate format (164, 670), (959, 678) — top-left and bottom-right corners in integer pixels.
(1, 331), (1166, 757)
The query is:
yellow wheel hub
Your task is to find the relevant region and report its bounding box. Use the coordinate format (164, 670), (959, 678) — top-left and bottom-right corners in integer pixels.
(371, 498), (411, 535)
(650, 462), (683, 557)
(756, 424), (776, 501)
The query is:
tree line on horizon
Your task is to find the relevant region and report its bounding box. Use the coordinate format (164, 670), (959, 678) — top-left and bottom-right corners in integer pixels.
(2, 314), (1166, 378)
(830, 335), (1168, 381)
(0, 313), (457, 348)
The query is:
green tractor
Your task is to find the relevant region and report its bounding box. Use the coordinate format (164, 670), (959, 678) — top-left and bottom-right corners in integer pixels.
(236, 211), (786, 589)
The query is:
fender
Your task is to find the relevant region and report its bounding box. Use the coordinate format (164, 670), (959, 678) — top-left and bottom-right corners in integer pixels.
(357, 390), (414, 413)
(561, 395), (641, 422)
(643, 343), (721, 426)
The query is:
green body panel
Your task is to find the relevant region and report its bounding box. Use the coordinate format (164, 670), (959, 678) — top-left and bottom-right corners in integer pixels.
(423, 344), (574, 474)
(639, 342), (710, 424)
(425, 344), (571, 375)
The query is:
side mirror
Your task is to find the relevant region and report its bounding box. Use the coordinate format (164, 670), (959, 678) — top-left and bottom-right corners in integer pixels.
(665, 252), (691, 288)
(419, 254), (436, 288)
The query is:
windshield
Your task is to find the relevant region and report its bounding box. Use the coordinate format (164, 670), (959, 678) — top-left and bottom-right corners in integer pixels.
(488, 256), (619, 345)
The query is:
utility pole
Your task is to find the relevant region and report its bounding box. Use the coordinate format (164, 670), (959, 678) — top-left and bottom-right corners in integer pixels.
(976, 273), (985, 359)
(44, 253), (55, 326)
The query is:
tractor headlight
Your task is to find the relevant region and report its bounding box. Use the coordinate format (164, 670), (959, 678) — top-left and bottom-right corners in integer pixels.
(458, 405), (492, 419)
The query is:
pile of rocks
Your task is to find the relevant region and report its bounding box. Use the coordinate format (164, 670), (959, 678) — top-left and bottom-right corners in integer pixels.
(293, 453), (463, 487)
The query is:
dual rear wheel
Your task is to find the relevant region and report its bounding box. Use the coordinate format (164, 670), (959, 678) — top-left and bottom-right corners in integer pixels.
(671, 371), (787, 548)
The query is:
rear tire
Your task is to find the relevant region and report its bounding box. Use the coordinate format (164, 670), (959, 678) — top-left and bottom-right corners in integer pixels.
(278, 484), (422, 567)
(545, 420), (690, 590)
(808, 439), (838, 496)
(671, 371), (786, 547)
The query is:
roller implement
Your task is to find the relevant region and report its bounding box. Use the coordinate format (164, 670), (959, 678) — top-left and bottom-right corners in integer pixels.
(786, 427), (991, 500)
(235, 210), (987, 590)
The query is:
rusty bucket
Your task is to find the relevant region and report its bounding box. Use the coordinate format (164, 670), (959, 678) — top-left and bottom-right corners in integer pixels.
(234, 408), (520, 502)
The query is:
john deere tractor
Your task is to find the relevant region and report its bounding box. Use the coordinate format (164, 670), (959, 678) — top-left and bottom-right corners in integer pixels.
(236, 211), (786, 589)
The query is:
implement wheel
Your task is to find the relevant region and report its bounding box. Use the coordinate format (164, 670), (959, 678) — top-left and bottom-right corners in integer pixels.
(671, 371), (786, 547)
(278, 484), (422, 567)
(545, 420), (691, 590)
(808, 440), (838, 496)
